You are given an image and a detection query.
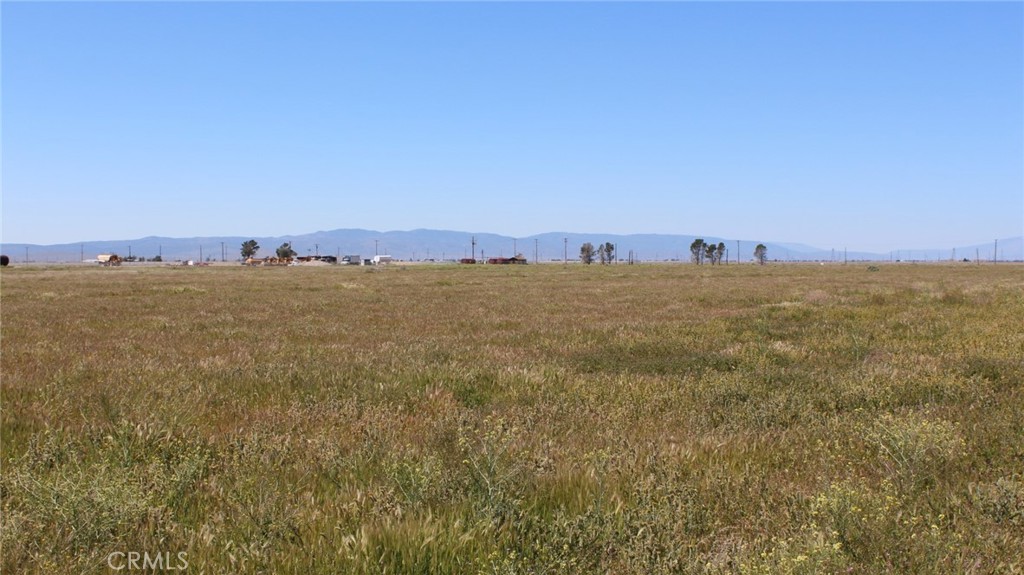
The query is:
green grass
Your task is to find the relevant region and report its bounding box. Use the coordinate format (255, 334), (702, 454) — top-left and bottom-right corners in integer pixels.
(2, 263), (1022, 573)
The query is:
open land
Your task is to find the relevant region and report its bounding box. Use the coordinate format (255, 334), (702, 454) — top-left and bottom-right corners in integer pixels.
(2, 263), (1022, 573)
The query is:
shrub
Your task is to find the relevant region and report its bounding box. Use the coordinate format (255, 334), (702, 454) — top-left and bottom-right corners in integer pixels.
(970, 477), (1024, 526)
(863, 412), (965, 491)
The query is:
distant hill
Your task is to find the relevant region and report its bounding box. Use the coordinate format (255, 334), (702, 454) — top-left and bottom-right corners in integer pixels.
(1, 229), (1021, 264)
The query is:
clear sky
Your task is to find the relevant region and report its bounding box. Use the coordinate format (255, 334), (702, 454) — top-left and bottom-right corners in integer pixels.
(3, 1), (1022, 252)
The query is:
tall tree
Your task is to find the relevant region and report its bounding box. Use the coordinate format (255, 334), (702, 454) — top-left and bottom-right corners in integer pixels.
(240, 240), (260, 259)
(715, 242), (726, 265)
(598, 242), (615, 265)
(754, 244), (768, 265)
(579, 242), (596, 265)
(705, 243), (716, 265)
(690, 239), (705, 265)
(276, 242), (298, 259)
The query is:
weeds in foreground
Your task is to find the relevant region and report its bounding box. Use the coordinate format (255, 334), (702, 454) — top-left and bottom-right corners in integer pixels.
(2, 264), (1022, 572)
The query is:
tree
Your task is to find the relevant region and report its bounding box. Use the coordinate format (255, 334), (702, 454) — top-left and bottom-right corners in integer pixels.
(277, 242), (298, 259)
(715, 242), (726, 265)
(705, 243), (716, 264)
(598, 242), (615, 265)
(151, 255), (163, 262)
(241, 240), (260, 259)
(754, 244), (768, 265)
(579, 242), (596, 265)
(690, 239), (705, 265)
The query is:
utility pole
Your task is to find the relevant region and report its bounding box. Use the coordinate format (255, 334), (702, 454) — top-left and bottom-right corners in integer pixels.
(199, 245), (203, 262)
(534, 238), (538, 263)
(737, 240), (740, 264)
(513, 238), (517, 256)
(563, 238), (568, 264)
(80, 244), (84, 262)
(315, 243), (319, 256)
(471, 236), (476, 261)
(994, 239), (998, 263)
(375, 239), (379, 256)
(221, 242), (225, 262)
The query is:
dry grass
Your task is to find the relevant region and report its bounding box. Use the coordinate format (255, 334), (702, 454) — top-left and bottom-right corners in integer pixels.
(2, 262), (1022, 573)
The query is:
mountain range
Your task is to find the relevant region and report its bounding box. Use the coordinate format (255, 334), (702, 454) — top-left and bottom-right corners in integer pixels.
(2, 229), (1021, 263)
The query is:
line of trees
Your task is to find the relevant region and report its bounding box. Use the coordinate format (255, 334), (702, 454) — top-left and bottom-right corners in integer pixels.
(240, 240), (298, 260)
(579, 242), (616, 265)
(690, 239), (726, 265)
(688, 239), (768, 265)
(581, 238), (768, 265)
(237, 238), (769, 265)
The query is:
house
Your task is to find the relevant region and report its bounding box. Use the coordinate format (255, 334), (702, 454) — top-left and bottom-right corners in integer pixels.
(486, 255), (528, 265)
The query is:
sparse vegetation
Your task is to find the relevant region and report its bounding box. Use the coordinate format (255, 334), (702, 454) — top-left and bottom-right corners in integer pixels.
(2, 263), (1022, 573)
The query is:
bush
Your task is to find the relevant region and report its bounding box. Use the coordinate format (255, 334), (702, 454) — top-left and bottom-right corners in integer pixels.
(863, 413), (965, 491)
(970, 477), (1024, 526)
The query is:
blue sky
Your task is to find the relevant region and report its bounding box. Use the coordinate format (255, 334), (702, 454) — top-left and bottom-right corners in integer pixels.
(3, 1), (1022, 252)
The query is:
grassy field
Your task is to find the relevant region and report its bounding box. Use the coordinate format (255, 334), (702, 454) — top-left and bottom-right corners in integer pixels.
(2, 262), (1022, 574)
